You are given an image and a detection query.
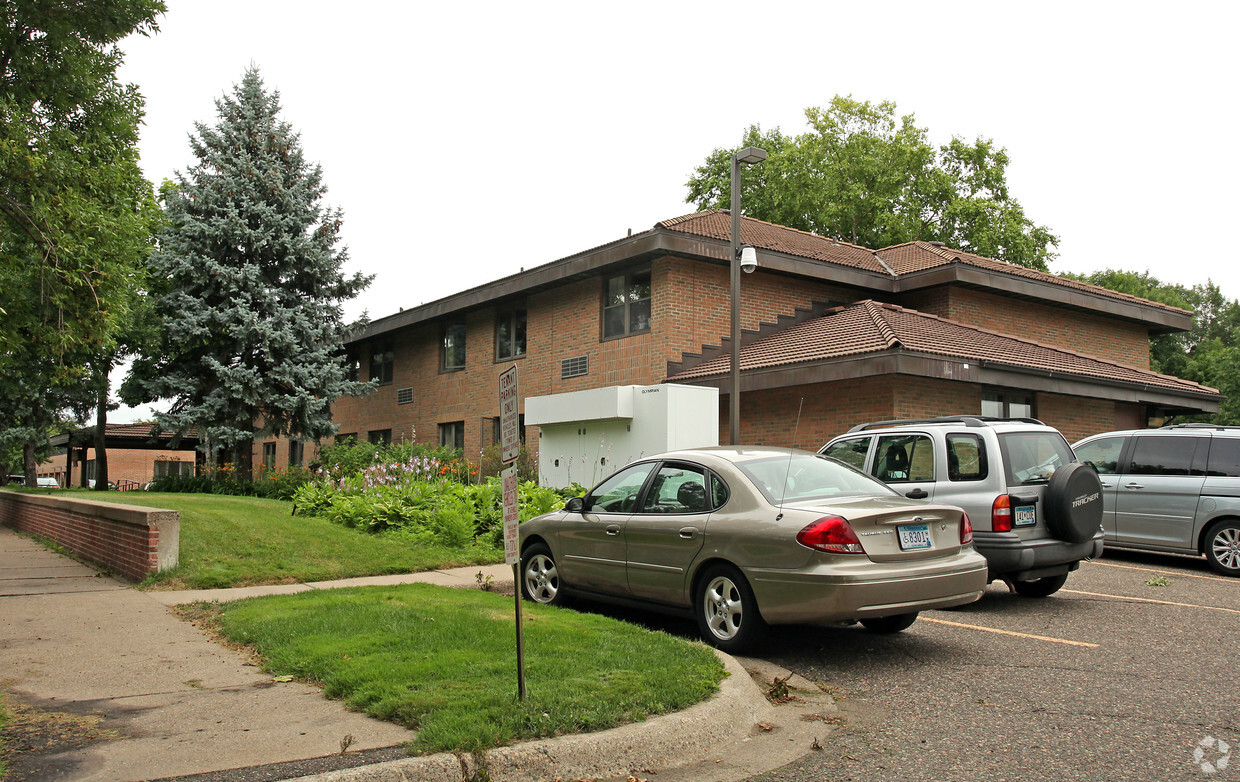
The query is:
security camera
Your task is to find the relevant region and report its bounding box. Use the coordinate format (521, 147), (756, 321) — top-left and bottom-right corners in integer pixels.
(739, 246), (758, 274)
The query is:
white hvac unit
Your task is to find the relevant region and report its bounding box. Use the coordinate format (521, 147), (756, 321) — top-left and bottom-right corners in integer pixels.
(525, 383), (719, 489)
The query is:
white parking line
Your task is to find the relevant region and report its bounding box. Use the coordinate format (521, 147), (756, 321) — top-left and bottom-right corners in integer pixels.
(1084, 560), (1237, 584)
(1062, 589), (1240, 615)
(922, 617), (1100, 647)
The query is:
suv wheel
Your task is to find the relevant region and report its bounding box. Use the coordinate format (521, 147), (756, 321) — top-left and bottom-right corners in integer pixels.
(1012, 573), (1069, 597)
(1043, 463), (1104, 544)
(1204, 521), (1240, 577)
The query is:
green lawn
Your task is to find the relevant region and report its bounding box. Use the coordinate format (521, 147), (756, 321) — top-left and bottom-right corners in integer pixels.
(66, 491), (502, 590)
(207, 583), (724, 753)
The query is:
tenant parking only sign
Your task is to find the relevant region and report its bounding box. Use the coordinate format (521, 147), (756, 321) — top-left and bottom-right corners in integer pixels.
(498, 364), (520, 566)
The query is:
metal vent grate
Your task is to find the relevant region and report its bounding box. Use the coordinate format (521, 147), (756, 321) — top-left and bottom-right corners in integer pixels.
(396, 386), (414, 405)
(561, 355), (588, 379)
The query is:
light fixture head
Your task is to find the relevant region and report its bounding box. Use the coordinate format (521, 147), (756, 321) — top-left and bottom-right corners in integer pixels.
(739, 246), (758, 273)
(735, 146), (768, 165)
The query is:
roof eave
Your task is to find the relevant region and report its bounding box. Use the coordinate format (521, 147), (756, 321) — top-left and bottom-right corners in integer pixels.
(892, 264), (1193, 334)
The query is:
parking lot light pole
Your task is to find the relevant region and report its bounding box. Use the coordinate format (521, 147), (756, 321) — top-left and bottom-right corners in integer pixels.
(730, 145), (767, 445)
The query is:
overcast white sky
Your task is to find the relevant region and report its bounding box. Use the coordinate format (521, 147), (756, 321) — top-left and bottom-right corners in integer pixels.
(112, 0), (1239, 418)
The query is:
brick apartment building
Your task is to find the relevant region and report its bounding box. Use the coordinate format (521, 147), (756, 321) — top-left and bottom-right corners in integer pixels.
(253, 210), (1220, 475)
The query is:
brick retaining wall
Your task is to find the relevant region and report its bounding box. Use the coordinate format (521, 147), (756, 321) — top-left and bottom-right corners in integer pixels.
(0, 491), (179, 582)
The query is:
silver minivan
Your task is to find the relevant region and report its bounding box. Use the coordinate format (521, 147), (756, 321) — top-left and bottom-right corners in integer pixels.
(822, 416), (1105, 596)
(1073, 423), (1240, 576)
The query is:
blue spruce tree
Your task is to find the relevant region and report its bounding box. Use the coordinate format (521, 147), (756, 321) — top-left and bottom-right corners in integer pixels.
(129, 68), (372, 477)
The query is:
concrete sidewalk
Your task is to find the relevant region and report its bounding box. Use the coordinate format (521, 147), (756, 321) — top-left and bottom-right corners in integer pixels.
(0, 526), (836, 782)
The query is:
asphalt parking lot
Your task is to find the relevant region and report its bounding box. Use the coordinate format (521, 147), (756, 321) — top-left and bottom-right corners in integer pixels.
(739, 548), (1238, 782)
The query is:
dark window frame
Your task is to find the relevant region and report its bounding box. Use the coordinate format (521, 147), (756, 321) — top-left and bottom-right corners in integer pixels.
(982, 389), (1034, 419)
(262, 442), (277, 470)
(439, 421), (465, 451)
(288, 440), (304, 468)
(601, 266), (652, 341)
(369, 341), (394, 386)
(495, 305), (527, 361)
(441, 319), (467, 372)
(368, 429), (392, 446)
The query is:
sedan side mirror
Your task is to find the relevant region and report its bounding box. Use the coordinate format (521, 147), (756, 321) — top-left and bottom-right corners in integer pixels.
(565, 496), (584, 513)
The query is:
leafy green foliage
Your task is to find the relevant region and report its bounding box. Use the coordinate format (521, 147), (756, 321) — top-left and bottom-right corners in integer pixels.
(150, 465), (315, 501)
(686, 95), (1058, 270)
(1065, 270), (1240, 424)
(0, 0), (164, 483)
(214, 584), (724, 752)
(124, 68), (372, 475)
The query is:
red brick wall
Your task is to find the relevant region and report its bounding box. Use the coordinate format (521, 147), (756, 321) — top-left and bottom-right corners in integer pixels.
(900, 287), (1152, 370)
(328, 256), (858, 464)
(1035, 393), (1144, 443)
(38, 448), (197, 488)
(0, 492), (179, 582)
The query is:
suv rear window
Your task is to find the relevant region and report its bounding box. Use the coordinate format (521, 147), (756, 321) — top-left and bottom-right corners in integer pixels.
(999, 431), (1072, 484)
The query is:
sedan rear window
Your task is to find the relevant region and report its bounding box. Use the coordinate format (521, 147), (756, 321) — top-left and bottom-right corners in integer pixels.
(999, 432), (1073, 484)
(739, 453), (897, 505)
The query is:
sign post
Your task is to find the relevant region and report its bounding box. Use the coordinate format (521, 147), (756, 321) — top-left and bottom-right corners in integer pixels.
(498, 365), (526, 700)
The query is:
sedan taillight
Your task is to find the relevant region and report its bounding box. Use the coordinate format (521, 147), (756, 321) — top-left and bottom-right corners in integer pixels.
(960, 511), (974, 545)
(992, 495), (1013, 533)
(797, 516), (865, 554)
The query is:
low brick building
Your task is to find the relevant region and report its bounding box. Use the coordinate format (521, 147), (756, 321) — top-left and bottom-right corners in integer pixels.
(255, 210), (1220, 474)
(39, 424), (200, 490)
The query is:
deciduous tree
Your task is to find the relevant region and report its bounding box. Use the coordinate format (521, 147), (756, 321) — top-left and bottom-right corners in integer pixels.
(686, 96), (1057, 270)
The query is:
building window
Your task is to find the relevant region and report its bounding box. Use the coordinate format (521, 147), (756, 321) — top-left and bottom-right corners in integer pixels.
(154, 460), (194, 478)
(561, 354), (589, 379)
(442, 320), (466, 371)
(602, 266), (651, 339)
(262, 442), (276, 469)
(439, 421), (465, 451)
(369, 341), (394, 385)
(336, 432), (357, 445)
(489, 415), (526, 447)
(982, 390), (1034, 419)
(343, 348), (360, 382)
(496, 306), (527, 361)
(368, 429), (392, 446)
(288, 440), (304, 467)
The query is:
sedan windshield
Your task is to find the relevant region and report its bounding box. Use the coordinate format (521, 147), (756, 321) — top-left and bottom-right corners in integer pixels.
(737, 453), (897, 505)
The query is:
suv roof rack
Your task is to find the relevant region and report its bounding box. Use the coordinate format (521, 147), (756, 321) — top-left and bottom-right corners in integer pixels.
(846, 415), (1046, 433)
(1160, 423), (1240, 431)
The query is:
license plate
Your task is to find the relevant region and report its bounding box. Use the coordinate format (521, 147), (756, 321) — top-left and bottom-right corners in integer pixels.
(1014, 505), (1037, 526)
(897, 523), (932, 550)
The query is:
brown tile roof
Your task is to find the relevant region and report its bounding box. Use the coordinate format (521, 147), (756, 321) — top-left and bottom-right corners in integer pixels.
(658, 211), (890, 273)
(658, 211), (1191, 317)
(876, 241), (1192, 316)
(668, 300), (1218, 397)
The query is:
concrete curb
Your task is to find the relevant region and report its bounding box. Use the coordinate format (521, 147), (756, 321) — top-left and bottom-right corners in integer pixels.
(286, 652), (774, 782)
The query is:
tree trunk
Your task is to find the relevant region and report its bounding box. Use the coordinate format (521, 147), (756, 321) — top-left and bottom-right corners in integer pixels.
(93, 360), (111, 490)
(235, 438), (253, 482)
(23, 440), (36, 487)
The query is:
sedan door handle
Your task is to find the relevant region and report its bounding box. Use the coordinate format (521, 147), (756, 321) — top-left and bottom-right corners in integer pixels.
(904, 489), (928, 499)
(679, 527), (698, 540)
(1124, 482), (1145, 490)
(605, 524), (621, 536)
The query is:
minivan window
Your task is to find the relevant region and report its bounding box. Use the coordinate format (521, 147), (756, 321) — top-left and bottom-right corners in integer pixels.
(1129, 436), (1202, 476)
(999, 432), (1072, 484)
(1075, 436), (1125, 475)
(1207, 438), (1240, 478)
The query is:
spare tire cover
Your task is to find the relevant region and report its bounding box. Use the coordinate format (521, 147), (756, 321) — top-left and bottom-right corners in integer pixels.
(1043, 463), (1104, 544)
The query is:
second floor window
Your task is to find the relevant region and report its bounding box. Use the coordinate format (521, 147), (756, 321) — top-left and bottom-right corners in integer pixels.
(603, 267), (651, 339)
(369, 342), (394, 385)
(496, 307), (527, 361)
(442, 320), (466, 370)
